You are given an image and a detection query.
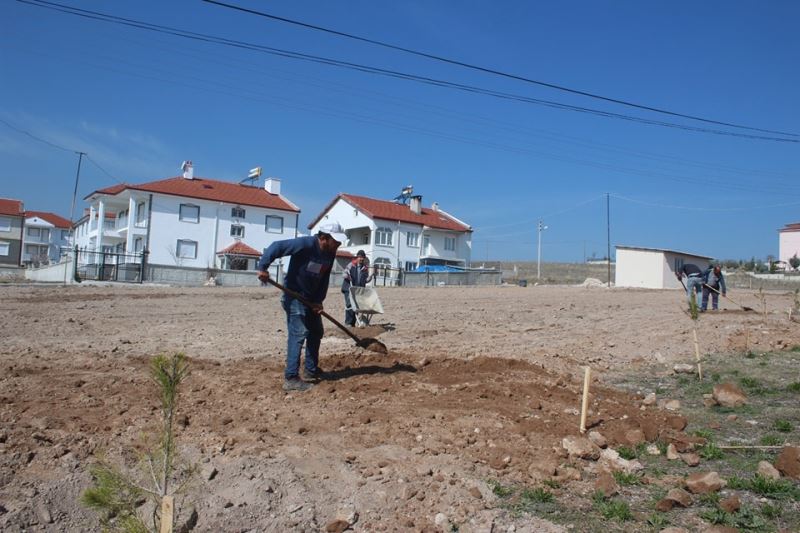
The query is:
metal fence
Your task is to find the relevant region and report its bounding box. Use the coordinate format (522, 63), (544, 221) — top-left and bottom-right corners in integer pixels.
(74, 247), (148, 283)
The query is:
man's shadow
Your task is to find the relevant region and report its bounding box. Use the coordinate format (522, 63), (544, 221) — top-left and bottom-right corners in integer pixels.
(322, 361), (416, 382)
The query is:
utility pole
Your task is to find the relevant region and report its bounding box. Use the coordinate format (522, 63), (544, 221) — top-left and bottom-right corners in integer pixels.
(66, 151), (86, 284)
(606, 193), (611, 287)
(537, 220), (547, 279)
(70, 152), (86, 231)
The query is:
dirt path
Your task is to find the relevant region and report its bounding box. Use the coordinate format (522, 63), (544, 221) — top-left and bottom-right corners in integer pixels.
(0, 284), (797, 531)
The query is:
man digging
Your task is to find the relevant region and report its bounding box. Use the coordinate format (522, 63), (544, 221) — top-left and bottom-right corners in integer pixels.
(257, 222), (346, 392)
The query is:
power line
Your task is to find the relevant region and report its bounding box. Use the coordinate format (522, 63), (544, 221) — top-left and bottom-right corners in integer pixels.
(0, 117), (124, 184)
(476, 195), (604, 231)
(7, 37), (794, 198)
(0, 116), (72, 152)
(16, 0), (799, 144)
(610, 193), (800, 212)
(202, 0), (799, 139)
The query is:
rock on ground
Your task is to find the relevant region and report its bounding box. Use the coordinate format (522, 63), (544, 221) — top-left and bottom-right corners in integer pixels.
(775, 446), (800, 480)
(685, 471), (726, 494)
(712, 383), (748, 407)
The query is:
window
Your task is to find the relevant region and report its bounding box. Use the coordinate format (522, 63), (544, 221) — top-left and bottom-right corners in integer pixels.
(26, 244), (47, 257)
(373, 257), (391, 267)
(61, 230), (70, 240)
(179, 204), (200, 223)
(0, 242), (8, 256)
(135, 202), (146, 224)
(674, 257), (684, 272)
(0, 217), (10, 232)
(230, 224), (245, 238)
(375, 227), (393, 246)
(41, 228), (50, 241)
(405, 261), (418, 271)
(176, 239), (198, 259)
(231, 206), (246, 219)
(444, 236), (456, 251)
(134, 238), (143, 253)
(27, 227), (40, 238)
(406, 231), (419, 247)
(265, 215), (283, 234)
(422, 235), (430, 255)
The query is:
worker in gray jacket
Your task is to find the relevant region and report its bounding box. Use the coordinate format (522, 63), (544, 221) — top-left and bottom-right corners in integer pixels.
(341, 250), (374, 326)
(701, 265), (727, 312)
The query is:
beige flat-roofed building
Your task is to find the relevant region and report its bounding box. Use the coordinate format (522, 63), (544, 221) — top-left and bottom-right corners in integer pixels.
(615, 245), (713, 289)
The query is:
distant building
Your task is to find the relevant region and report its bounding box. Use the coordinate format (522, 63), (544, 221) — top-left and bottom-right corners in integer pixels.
(308, 192), (472, 272)
(778, 222), (800, 267)
(22, 211), (72, 265)
(75, 166), (300, 270)
(615, 245), (713, 289)
(0, 198), (24, 267)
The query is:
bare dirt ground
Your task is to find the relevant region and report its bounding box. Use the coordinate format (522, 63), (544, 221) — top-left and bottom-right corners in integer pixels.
(1, 283), (798, 532)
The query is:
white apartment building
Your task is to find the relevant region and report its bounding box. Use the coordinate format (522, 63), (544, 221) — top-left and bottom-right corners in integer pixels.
(22, 211), (72, 265)
(308, 192), (472, 272)
(778, 222), (800, 268)
(74, 165), (300, 270)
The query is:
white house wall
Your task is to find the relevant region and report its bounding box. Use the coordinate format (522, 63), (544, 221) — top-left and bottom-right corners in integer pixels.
(312, 198), (471, 269)
(147, 193), (298, 268)
(780, 231), (800, 264)
(615, 248), (665, 288)
(661, 253), (710, 289)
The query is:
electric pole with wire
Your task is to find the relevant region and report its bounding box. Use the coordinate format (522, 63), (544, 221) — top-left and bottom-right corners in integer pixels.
(537, 220), (548, 279)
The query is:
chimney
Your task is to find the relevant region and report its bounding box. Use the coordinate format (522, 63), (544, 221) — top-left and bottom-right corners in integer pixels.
(181, 160), (194, 180)
(410, 195), (422, 215)
(265, 177), (281, 195)
(432, 202), (439, 212)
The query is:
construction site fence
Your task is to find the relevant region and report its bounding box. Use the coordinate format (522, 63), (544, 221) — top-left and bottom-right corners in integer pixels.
(725, 272), (800, 291)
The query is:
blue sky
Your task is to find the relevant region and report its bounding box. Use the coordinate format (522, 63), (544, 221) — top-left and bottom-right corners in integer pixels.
(1, 0), (798, 262)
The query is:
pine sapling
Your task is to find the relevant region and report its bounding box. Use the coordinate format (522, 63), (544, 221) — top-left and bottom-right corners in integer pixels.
(82, 353), (196, 533)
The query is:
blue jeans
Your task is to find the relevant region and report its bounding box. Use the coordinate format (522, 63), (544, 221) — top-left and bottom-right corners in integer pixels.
(343, 291), (355, 326)
(702, 286), (720, 310)
(686, 276), (703, 307)
(281, 295), (323, 379)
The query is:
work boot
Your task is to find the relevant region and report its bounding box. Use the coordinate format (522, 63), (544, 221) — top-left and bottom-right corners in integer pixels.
(301, 368), (326, 383)
(283, 378), (314, 392)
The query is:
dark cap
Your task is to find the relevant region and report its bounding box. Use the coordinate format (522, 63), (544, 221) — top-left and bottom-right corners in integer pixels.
(356, 250), (366, 258)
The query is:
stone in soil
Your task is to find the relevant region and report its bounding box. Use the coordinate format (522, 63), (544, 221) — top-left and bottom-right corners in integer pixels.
(685, 471), (726, 494)
(711, 383), (747, 408)
(774, 446), (800, 480)
(757, 460), (781, 480)
(666, 443), (680, 460)
(656, 488), (692, 511)
(680, 453), (701, 467)
(588, 431), (607, 448)
(594, 471), (618, 497)
(561, 436), (600, 460)
(719, 495), (740, 513)
(673, 364), (695, 374)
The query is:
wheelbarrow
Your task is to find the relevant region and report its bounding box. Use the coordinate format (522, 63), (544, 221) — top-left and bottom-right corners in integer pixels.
(349, 286), (385, 327)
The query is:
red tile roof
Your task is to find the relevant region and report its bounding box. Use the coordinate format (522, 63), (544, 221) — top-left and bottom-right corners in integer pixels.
(310, 193), (471, 232)
(25, 211), (71, 228)
(89, 177), (299, 213)
(217, 241), (262, 257)
(780, 222), (800, 232)
(336, 249), (354, 258)
(0, 198), (24, 216)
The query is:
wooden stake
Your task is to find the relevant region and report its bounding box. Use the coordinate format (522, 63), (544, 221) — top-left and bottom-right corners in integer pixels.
(692, 327), (703, 380)
(160, 495), (174, 533)
(718, 445), (787, 450)
(744, 329), (750, 352)
(579, 366), (591, 434)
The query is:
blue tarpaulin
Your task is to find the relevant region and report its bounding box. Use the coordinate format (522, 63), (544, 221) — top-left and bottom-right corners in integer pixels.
(414, 265), (462, 272)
